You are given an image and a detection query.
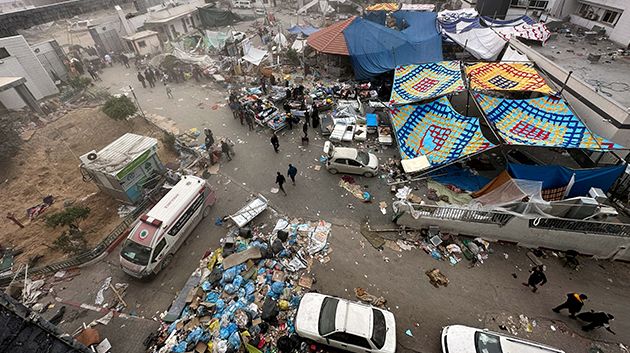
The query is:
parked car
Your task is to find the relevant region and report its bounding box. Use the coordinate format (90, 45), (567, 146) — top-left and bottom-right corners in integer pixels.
(233, 0), (252, 9)
(323, 141), (379, 177)
(441, 325), (565, 353)
(295, 293), (396, 353)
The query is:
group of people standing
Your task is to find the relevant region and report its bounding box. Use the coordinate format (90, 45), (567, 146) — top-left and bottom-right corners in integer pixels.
(524, 265), (615, 334)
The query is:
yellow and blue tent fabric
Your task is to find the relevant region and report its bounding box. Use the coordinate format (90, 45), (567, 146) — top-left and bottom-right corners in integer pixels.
(389, 61), (465, 105)
(391, 97), (495, 166)
(466, 62), (555, 94)
(474, 93), (623, 150)
(365, 3), (401, 11)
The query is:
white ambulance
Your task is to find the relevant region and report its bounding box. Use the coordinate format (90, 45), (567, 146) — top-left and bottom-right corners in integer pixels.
(120, 175), (216, 278)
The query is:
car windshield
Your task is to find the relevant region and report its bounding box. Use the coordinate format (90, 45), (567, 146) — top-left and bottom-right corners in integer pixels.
(371, 309), (386, 349)
(121, 239), (151, 266)
(356, 151), (370, 165)
(475, 332), (503, 353)
(318, 297), (339, 336)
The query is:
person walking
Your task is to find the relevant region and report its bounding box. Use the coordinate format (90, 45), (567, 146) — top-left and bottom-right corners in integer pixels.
(87, 65), (99, 80)
(577, 311), (615, 334)
(221, 140), (233, 161)
(120, 54), (130, 68)
(553, 293), (588, 318)
(166, 84), (173, 99)
(522, 265), (547, 292)
(245, 111), (254, 131)
(286, 113), (293, 130)
(270, 132), (280, 153)
(137, 72), (146, 88)
(287, 164), (298, 185)
(311, 105), (320, 129)
(275, 172), (287, 196)
(302, 120), (308, 138)
(145, 68), (155, 88)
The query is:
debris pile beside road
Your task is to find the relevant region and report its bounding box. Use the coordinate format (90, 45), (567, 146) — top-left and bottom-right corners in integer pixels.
(147, 218), (332, 353)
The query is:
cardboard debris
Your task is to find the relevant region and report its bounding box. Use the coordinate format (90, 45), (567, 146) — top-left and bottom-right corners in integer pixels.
(222, 247), (262, 269)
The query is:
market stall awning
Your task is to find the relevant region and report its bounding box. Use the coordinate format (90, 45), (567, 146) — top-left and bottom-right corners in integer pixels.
(390, 61), (465, 105)
(466, 62), (554, 94)
(482, 15), (536, 27)
(306, 16), (355, 55)
(391, 97), (495, 172)
(401, 4), (435, 11)
(474, 93), (624, 150)
(242, 46), (268, 66)
(437, 8), (478, 22)
(198, 6), (241, 28)
(365, 3), (401, 11)
(343, 14), (443, 80)
(481, 15), (550, 42)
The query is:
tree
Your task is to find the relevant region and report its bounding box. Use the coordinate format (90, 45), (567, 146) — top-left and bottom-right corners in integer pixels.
(0, 119), (21, 163)
(46, 206), (91, 255)
(102, 95), (137, 121)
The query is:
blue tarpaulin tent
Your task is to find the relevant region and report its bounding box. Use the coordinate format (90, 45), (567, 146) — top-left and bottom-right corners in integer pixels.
(287, 25), (319, 36)
(507, 163), (625, 197)
(342, 14), (442, 80)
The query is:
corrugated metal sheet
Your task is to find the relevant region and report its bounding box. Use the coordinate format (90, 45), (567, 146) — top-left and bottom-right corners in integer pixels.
(81, 133), (158, 176)
(306, 16), (355, 56)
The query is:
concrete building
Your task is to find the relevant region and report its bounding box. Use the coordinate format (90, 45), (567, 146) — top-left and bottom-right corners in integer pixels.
(123, 30), (161, 56)
(550, 0), (630, 47)
(30, 39), (68, 82)
(0, 35), (58, 111)
(143, 0), (204, 42)
(89, 21), (126, 55)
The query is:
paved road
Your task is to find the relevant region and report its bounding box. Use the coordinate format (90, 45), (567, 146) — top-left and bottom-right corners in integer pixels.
(47, 64), (630, 353)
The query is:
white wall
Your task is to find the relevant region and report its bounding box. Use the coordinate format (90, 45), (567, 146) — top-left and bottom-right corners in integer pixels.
(0, 35), (58, 109)
(133, 35), (161, 56)
(610, 9), (630, 47)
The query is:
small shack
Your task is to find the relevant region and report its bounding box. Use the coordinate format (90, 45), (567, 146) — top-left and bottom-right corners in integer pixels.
(80, 133), (164, 204)
(123, 30), (161, 56)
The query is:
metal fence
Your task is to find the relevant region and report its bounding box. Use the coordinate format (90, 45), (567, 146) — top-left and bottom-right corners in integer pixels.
(0, 202), (148, 287)
(529, 217), (630, 237)
(405, 204), (515, 226)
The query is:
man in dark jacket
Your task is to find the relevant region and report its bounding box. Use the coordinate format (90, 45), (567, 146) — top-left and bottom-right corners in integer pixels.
(270, 133), (279, 153)
(553, 293), (587, 318)
(137, 72), (146, 88)
(522, 265), (547, 292)
(275, 172), (287, 196)
(287, 164), (297, 185)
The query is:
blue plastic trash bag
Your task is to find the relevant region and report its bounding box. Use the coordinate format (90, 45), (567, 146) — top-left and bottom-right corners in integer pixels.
(271, 282), (285, 295)
(167, 321), (179, 334)
(172, 341), (187, 352)
(206, 292), (220, 303)
(228, 331), (241, 349)
(216, 299), (226, 313)
(187, 327), (204, 343)
(245, 282), (256, 295)
(290, 295), (301, 308)
(201, 281), (212, 291)
(222, 267), (238, 283)
(233, 275), (243, 288)
(363, 191), (372, 201)
(224, 283), (238, 295)
(219, 322), (238, 339)
(215, 217), (223, 226)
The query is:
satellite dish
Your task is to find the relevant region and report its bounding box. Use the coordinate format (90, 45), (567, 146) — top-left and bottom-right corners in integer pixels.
(87, 153), (98, 160)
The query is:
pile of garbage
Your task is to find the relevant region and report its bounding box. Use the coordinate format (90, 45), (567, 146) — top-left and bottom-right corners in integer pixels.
(147, 218), (332, 353)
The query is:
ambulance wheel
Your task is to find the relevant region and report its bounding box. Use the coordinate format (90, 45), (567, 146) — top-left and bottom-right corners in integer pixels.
(328, 168), (338, 174)
(203, 205), (211, 218)
(161, 254), (174, 271)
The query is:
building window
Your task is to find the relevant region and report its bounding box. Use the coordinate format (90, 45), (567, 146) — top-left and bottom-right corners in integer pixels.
(510, 0), (548, 10)
(602, 9), (620, 24)
(0, 47), (9, 59)
(137, 40), (147, 48)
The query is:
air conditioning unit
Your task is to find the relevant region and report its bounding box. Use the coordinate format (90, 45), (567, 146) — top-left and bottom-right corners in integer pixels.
(588, 187), (607, 203)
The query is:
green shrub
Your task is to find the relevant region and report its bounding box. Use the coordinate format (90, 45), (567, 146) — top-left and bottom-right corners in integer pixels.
(68, 76), (92, 90)
(102, 95), (138, 120)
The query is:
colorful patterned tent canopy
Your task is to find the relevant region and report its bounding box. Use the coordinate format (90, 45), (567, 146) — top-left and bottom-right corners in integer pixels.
(391, 97), (495, 168)
(466, 62), (555, 94)
(474, 93), (623, 150)
(365, 3), (401, 11)
(390, 61), (465, 105)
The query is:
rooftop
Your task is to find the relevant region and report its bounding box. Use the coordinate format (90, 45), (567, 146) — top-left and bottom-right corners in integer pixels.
(533, 25), (630, 108)
(124, 30), (158, 41)
(0, 76), (25, 91)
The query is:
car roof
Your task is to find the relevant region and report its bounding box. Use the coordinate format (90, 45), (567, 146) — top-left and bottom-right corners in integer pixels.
(500, 336), (564, 353)
(335, 299), (373, 337)
(332, 147), (358, 160)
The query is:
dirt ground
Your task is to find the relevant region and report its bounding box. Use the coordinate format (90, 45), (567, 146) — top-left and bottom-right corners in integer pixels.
(0, 107), (177, 268)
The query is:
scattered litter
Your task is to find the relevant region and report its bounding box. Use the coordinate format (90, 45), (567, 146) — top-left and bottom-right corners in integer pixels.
(425, 268), (449, 288)
(405, 329), (413, 337)
(354, 287), (386, 308)
(95, 277), (112, 306)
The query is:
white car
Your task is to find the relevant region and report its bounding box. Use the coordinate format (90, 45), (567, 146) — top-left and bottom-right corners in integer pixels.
(441, 325), (565, 353)
(295, 293), (396, 353)
(323, 141), (379, 177)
